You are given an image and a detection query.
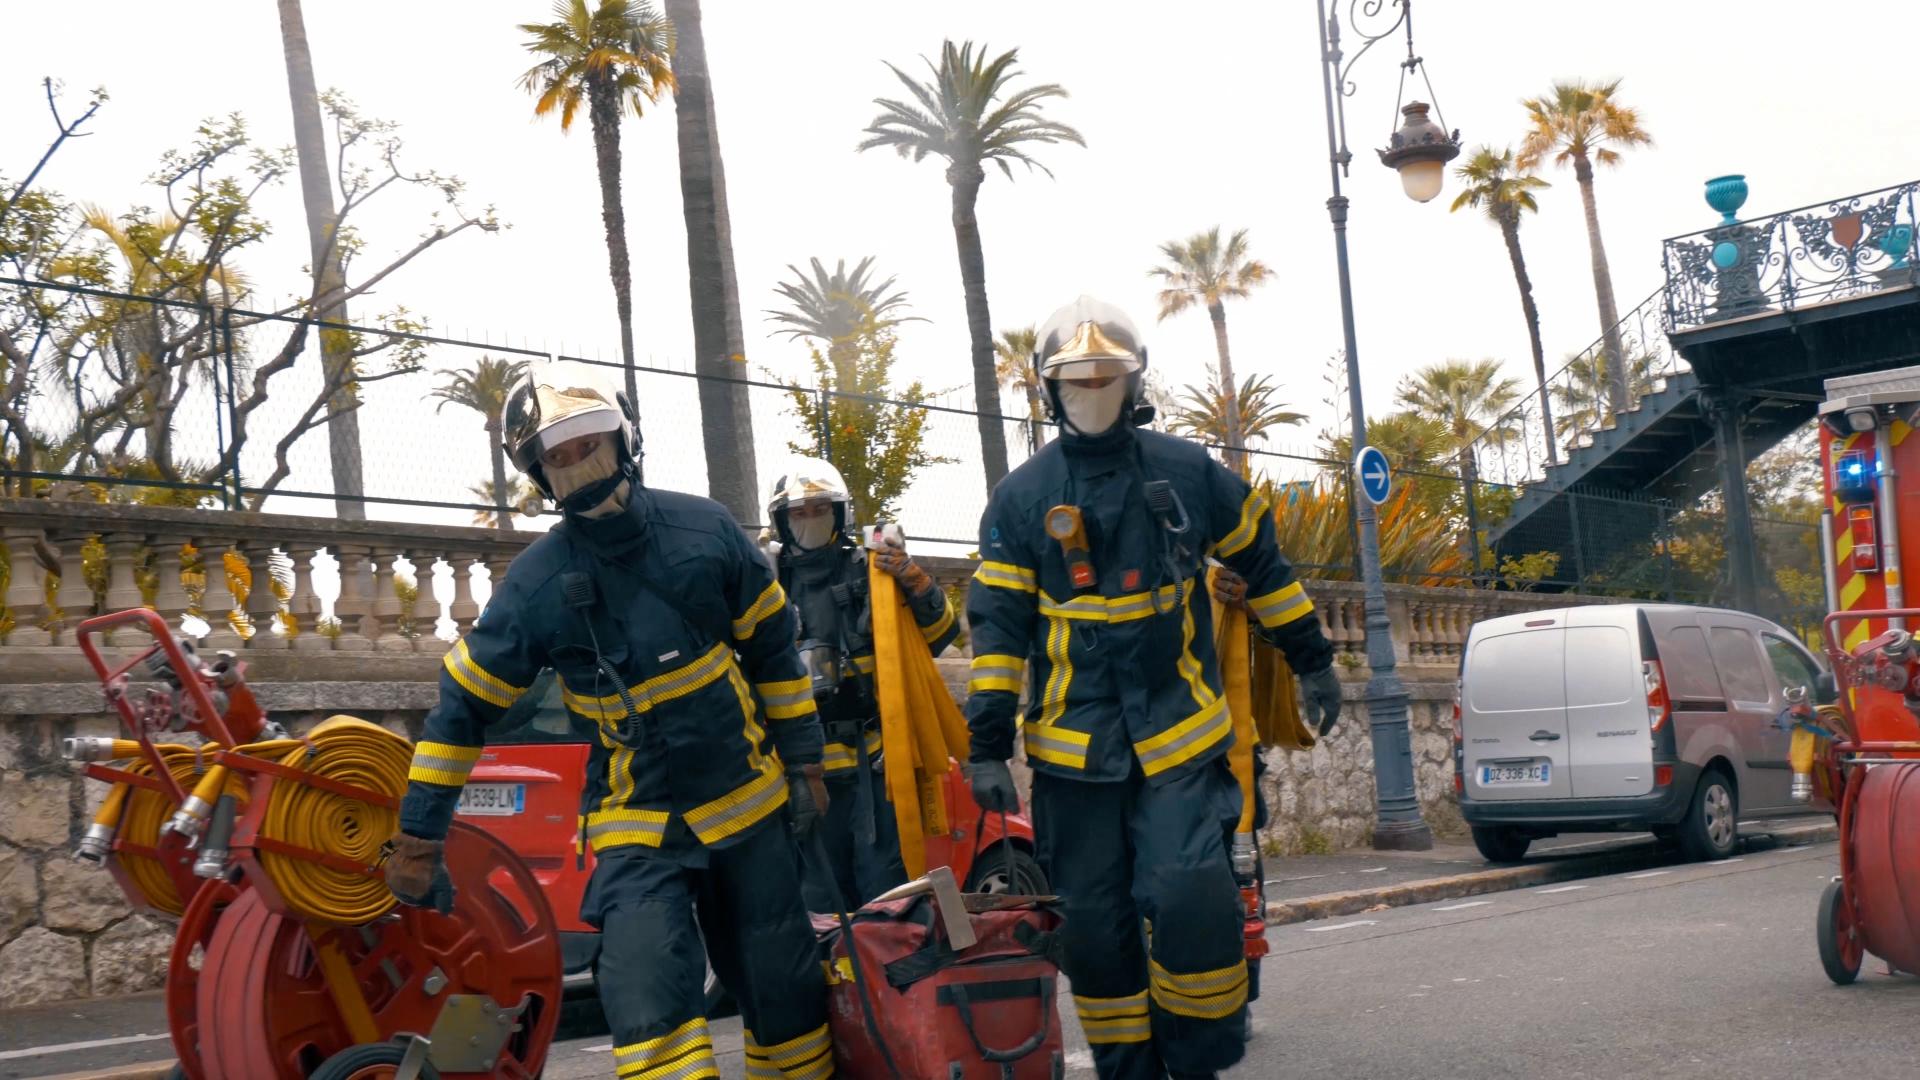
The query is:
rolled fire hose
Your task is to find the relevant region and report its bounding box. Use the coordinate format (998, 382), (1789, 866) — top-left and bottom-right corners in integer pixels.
(868, 563), (972, 878)
(1209, 568), (1260, 875)
(76, 716), (411, 925)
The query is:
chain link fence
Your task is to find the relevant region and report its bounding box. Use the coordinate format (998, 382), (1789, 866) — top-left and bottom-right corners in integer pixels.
(1, 278), (1818, 614)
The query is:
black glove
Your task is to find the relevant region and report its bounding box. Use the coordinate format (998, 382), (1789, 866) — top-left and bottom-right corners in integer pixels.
(1300, 666), (1345, 736)
(382, 832), (456, 916)
(969, 759), (1018, 813)
(788, 764), (829, 835)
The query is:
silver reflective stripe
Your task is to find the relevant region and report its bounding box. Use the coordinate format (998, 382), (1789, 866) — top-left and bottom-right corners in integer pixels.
(686, 771), (787, 838)
(969, 662), (1021, 683)
(759, 688), (812, 710)
(587, 817), (669, 842)
(1086, 1018), (1151, 1040)
(1025, 727), (1088, 761)
(1252, 588), (1312, 625)
(409, 752), (474, 778)
(1135, 703), (1231, 769)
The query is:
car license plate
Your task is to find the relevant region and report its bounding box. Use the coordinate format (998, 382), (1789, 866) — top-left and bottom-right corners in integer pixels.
(1480, 763), (1550, 786)
(457, 783), (525, 816)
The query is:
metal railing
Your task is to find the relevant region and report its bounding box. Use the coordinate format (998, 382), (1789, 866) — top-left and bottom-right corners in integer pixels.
(1663, 179), (1920, 330)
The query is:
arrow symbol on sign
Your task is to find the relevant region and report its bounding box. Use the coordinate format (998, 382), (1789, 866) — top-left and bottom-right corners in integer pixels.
(1364, 461), (1387, 485)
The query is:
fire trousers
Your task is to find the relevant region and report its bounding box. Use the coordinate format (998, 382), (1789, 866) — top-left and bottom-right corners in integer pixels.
(583, 820), (832, 1079)
(1032, 762), (1248, 1080)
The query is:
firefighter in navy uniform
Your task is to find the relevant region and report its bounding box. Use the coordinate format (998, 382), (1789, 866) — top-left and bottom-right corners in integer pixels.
(381, 362), (834, 1080)
(963, 298), (1342, 1080)
(766, 457), (961, 909)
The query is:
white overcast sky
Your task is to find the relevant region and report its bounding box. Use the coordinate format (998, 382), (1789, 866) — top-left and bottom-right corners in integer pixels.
(6, 0), (1920, 512)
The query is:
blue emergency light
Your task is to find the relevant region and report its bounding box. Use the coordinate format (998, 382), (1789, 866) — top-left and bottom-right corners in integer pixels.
(1835, 448), (1876, 504)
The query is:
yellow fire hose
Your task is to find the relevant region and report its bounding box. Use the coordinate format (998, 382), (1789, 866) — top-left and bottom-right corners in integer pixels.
(85, 716), (411, 925)
(869, 564), (973, 878)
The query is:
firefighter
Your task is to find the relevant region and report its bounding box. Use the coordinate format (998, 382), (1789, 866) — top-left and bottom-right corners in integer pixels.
(964, 297), (1342, 1080)
(381, 362), (833, 1080)
(766, 457), (961, 909)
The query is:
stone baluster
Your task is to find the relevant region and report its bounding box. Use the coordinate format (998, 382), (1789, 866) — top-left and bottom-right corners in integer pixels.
(1339, 598), (1365, 659)
(52, 533), (92, 644)
(241, 540), (288, 650)
(201, 541), (245, 651)
(286, 544), (331, 653)
(147, 535), (194, 632)
(1, 526), (53, 646)
(369, 547), (411, 654)
(447, 553), (481, 640)
(1407, 600), (1431, 663)
(482, 553), (514, 621)
(101, 532), (145, 619)
(415, 554), (453, 656)
(331, 545), (374, 653)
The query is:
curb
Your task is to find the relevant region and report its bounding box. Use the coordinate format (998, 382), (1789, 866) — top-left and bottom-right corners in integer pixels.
(38, 1061), (174, 1080)
(1264, 820), (1837, 926)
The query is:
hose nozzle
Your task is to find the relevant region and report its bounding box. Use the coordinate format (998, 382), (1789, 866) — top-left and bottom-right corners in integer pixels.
(1792, 773), (1814, 803)
(1231, 833), (1258, 878)
(163, 794), (214, 842)
(75, 822), (114, 864)
(63, 737), (143, 762)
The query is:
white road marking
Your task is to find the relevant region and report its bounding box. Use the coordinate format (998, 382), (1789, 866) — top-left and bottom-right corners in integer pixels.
(581, 1043), (613, 1053)
(1433, 900), (1493, 911)
(1626, 870), (1672, 880)
(0, 1032), (171, 1062)
(1537, 884), (1589, 894)
(1722, 857), (1745, 864)
(1302, 920), (1378, 933)
(1358, 867), (1388, 873)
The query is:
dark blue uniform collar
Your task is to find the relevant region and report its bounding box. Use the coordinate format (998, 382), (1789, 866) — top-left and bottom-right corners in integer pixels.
(1058, 421), (1137, 477)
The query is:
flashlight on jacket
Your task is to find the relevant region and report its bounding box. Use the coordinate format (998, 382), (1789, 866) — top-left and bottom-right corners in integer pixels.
(1046, 506), (1096, 590)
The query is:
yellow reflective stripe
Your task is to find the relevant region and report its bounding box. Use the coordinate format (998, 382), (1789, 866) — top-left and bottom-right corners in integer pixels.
(1174, 590), (1215, 713)
(585, 807), (671, 850)
(756, 676), (816, 721)
(1249, 580), (1314, 629)
(920, 595), (957, 644)
(1149, 957), (1249, 1019)
(968, 653), (1026, 694)
(743, 1022), (833, 1076)
(1836, 524), (1854, 567)
(563, 643), (735, 720)
(1841, 571), (1867, 611)
(822, 731), (883, 776)
(1212, 490), (1269, 559)
(407, 740), (482, 787)
(852, 652), (876, 674)
(975, 561), (1038, 593)
(443, 637), (526, 708)
(1037, 583), (1186, 623)
(615, 1017), (717, 1079)
(1023, 721), (1090, 769)
(1039, 615), (1073, 727)
(1894, 420), (1913, 447)
(1133, 697), (1232, 776)
(732, 581), (787, 641)
(1846, 620), (1872, 652)
(1074, 990), (1151, 1044)
(683, 759), (789, 844)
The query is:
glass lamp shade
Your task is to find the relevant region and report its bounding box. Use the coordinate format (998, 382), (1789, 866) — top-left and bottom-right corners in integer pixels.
(1398, 159), (1445, 203)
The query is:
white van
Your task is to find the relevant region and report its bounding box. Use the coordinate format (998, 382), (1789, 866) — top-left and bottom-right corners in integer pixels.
(1455, 604), (1828, 863)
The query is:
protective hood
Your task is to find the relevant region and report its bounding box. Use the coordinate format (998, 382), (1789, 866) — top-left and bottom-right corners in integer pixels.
(1055, 378), (1131, 437)
(789, 514), (836, 551)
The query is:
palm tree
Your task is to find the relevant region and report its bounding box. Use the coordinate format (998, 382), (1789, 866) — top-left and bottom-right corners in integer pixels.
(1320, 411), (1453, 475)
(1451, 146), (1556, 464)
(992, 325), (1043, 452)
(1550, 349), (1658, 450)
(1150, 227), (1272, 473)
(518, 0), (676, 413)
(1518, 79), (1653, 417)
(663, 0), (754, 521)
(467, 478), (541, 527)
(432, 356), (530, 530)
(1396, 360), (1522, 488)
(860, 41), (1084, 494)
(767, 256), (925, 385)
(1167, 370), (1305, 468)
(276, 0), (366, 519)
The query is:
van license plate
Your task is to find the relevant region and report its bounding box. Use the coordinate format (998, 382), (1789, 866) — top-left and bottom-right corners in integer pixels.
(457, 784), (525, 816)
(1480, 763), (1549, 786)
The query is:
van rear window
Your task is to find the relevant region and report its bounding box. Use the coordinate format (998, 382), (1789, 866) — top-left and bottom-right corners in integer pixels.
(1468, 630), (1566, 713)
(1707, 627), (1770, 705)
(1563, 626), (1634, 705)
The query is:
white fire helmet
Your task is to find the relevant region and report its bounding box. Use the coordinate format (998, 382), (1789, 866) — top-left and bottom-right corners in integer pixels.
(767, 456), (850, 550)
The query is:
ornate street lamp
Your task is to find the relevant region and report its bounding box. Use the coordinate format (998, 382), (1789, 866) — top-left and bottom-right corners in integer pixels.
(1315, 0), (1460, 851)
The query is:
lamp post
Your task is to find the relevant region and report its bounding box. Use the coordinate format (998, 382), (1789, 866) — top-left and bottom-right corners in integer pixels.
(1315, 0), (1460, 851)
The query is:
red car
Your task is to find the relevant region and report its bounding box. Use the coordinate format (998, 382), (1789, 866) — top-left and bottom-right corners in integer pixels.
(459, 670), (1045, 1010)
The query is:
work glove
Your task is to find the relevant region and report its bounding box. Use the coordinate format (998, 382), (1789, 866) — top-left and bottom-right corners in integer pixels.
(382, 831), (455, 916)
(872, 533), (935, 598)
(969, 759), (1019, 813)
(1211, 566), (1250, 610)
(1300, 666), (1345, 737)
(787, 763), (830, 836)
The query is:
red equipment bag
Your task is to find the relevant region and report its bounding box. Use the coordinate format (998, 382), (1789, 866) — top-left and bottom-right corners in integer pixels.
(818, 895), (1067, 1080)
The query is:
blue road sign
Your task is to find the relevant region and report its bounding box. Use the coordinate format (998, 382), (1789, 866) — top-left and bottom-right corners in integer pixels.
(1355, 445), (1392, 506)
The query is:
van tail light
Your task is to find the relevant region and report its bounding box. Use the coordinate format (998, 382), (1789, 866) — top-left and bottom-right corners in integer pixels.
(1851, 504), (1880, 573)
(1643, 660), (1671, 732)
(1451, 681), (1465, 796)
(1451, 682), (1463, 745)
(1655, 764), (1674, 787)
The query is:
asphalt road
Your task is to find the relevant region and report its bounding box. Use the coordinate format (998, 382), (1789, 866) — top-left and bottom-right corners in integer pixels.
(14, 839), (1920, 1079)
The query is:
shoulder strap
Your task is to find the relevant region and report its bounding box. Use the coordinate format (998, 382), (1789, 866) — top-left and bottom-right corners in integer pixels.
(557, 518), (733, 646)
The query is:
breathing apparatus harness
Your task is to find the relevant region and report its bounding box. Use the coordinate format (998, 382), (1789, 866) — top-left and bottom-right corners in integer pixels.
(782, 537), (884, 845)
(1051, 433), (1196, 618)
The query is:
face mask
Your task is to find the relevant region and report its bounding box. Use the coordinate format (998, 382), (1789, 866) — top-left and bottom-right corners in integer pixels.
(547, 440), (618, 504)
(790, 513), (835, 551)
(1056, 379), (1129, 436)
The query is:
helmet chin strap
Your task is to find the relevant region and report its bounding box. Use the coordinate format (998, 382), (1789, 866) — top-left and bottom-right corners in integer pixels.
(559, 461), (636, 517)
